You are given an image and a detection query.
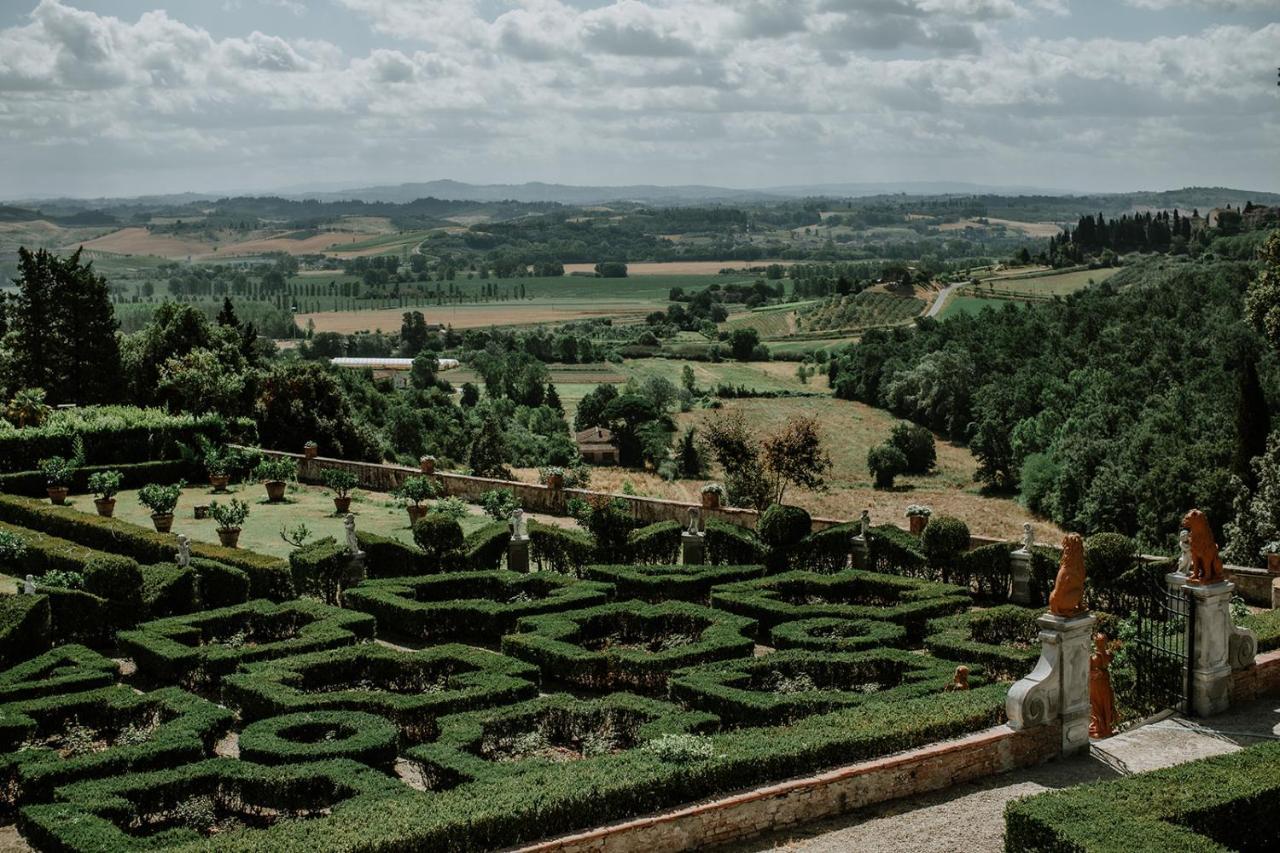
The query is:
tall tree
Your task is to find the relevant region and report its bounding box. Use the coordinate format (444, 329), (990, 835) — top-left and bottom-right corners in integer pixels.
(1234, 352), (1271, 492)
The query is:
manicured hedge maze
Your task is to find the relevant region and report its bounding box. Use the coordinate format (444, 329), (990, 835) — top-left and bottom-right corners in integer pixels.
(711, 569), (970, 641)
(769, 617), (907, 653)
(583, 563), (766, 603)
(343, 570), (612, 643)
(239, 711), (400, 767)
(501, 601), (756, 693)
(118, 599), (376, 686)
(669, 649), (971, 725)
(0, 645), (117, 702)
(924, 604), (1044, 679)
(224, 643), (538, 742)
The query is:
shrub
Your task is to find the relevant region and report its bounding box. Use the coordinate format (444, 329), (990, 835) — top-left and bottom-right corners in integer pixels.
(1242, 608), (1280, 653)
(920, 515), (970, 582)
(888, 422), (936, 474)
(224, 643), (537, 743)
(0, 530), (27, 565)
(955, 542), (1013, 599)
(626, 521), (682, 564)
(788, 523), (858, 573)
(867, 443), (907, 489)
(413, 513), (466, 570)
(138, 482), (182, 516)
(42, 587), (109, 646)
(480, 488), (520, 522)
(321, 467), (359, 498)
(239, 711), (400, 768)
(140, 562), (198, 617)
(395, 475), (439, 507)
(758, 504), (812, 550)
(770, 617), (907, 653)
(924, 605), (1043, 679)
(528, 520), (596, 575)
(865, 524), (926, 576)
(0, 644), (116, 702)
(642, 733), (715, 764)
(433, 496), (470, 522)
(501, 600), (756, 694)
(37, 456), (76, 488)
(343, 571), (611, 644)
(584, 564), (766, 603)
(290, 537), (363, 605)
(253, 458), (298, 483)
(705, 518), (765, 565)
(190, 557), (250, 608)
(1085, 532), (1139, 612)
(0, 596), (51, 669)
(209, 498), (250, 530)
(464, 522), (511, 571)
(85, 470), (122, 500)
(82, 554), (144, 626)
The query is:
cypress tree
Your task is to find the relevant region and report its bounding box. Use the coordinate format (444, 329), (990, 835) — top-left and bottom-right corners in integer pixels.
(1235, 353), (1271, 491)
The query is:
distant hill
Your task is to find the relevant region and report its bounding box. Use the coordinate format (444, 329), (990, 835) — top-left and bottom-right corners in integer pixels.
(291, 180), (784, 205)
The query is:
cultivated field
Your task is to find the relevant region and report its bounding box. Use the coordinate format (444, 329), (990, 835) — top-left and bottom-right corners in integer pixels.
(938, 217), (1062, 237)
(939, 267), (1121, 319)
(561, 260), (798, 275)
(297, 302), (656, 334)
(75, 227), (215, 258)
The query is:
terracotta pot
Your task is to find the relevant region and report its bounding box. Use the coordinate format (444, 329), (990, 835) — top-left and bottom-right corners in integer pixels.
(419, 457), (435, 475)
(406, 504), (429, 525)
(333, 496), (352, 514)
(1268, 553), (1280, 575)
(47, 487), (68, 506)
(194, 505), (210, 520)
(151, 513), (174, 533)
(264, 480), (287, 503)
(546, 473), (564, 491)
(909, 515), (928, 536)
(94, 497), (116, 518)
(701, 491), (720, 510)
(209, 474), (230, 492)
(304, 445), (318, 459)
(217, 527), (241, 548)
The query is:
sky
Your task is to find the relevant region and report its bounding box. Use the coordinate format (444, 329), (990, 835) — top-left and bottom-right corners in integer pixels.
(0, 0), (1277, 199)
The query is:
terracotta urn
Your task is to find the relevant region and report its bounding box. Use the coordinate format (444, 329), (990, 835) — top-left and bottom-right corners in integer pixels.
(217, 527), (241, 548)
(407, 504), (429, 525)
(151, 513), (174, 533)
(194, 505), (210, 520)
(1268, 553), (1280, 575)
(419, 456), (435, 475)
(333, 496), (352, 514)
(47, 486), (69, 506)
(209, 474), (230, 493)
(909, 515), (928, 536)
(701, 491), (720, 510)
(94, 497), (116, 518)
(264, 480), (287, 503)
(304, 444), (318, 459)
(546, 473), (564, 491)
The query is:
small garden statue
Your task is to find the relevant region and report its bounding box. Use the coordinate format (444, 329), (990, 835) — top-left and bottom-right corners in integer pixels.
(1020, 522), (1034, 553)
(176, 535), (191, 568)
(22, 574), (35, 595)
(344, 513), (361, 556)
(1048, 533), (1087, 618)
(687, 506), (701, 535)
(511, 508), (525, 540)
(859, 509), (870, 540)
(944, 665), (970, 692)
(1183, 509), (1224, 585)
(1089, 633), (1117, 739)
(1177, 527), (1191, 576)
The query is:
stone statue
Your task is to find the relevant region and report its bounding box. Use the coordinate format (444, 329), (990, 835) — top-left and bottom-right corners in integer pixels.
(1183, 509), (1224, 585)
(176, 535), (191, 568)
(687, 506), (701, 535)
(1089, 634), (1117, 739)
(1020, 523), (1034, 553)
(511, 508), (525, 540)
(859, 509), (870, 540)
(22, 574), (36, 595)
(344, 514), (360, 556)
(1176, 527), (1191, 575)
(944, 665), (970, 692)
(1048, 533), (1087, 618)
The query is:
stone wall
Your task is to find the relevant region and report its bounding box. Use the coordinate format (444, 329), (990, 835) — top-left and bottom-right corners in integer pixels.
(1229, 648), (1280, 704)
(513, 723), (1061, 853)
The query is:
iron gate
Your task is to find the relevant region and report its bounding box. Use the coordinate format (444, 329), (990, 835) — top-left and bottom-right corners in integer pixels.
(1114, 568), (1195, 716)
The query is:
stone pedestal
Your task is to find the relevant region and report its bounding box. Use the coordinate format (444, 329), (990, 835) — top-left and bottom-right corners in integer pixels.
(682, 532), (705, 566)
(1180, 579), (1235, 717)
(1009, 549), (1032, 605)
(508, 536), (530, 573)
(850, 537), (868, 570)
(1006, 612), (1095, 755)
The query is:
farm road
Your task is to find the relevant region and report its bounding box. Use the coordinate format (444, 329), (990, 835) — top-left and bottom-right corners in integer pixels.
(926, 281), (965, 318)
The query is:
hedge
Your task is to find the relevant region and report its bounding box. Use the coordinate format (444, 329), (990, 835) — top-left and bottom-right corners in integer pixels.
(924, 605), (1043, 680)
(789, 523), (858, 573)
(18, 757), (414, 853)
(465, 521), (512, 571)
(190, 557), (251, 608)
(501, 600), (756, 694)
(711, 569), (971, 642)
(344, 571), (612, 644)
(42, 587), (110, 645)
(582, 563), (766, 603)
(865, 524), (926, 576)
(356, 524), (512, 578)
(0, 685), (232, 808)
(239, 710), (400, 767)
(0, 595), (50, 669)
(0, 644), (116, 703)
(955, 541), (1013, 600)
(769, 617), (907, 653)
(529, 520), (596, 574)
(0, 520), (141, 589)
(140, 562), (198, 617)
(224, 643), (538, 743)
(1004, 738), (1280, 852)
(0, 495), (294, 601)
(289, 537), (363, 605)
(705, 519), (765, 566)
(669, 648), (973, 725)
(1027, 545), (1062, 607)
(0, 459), (199, 498)
(627, 521), (682, 565)
(118, 599), (376, 686)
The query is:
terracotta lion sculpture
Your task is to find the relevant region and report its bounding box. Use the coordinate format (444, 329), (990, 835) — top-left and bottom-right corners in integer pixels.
(1183, 509), (1224, 585)
(1049, 533), (1087, 618)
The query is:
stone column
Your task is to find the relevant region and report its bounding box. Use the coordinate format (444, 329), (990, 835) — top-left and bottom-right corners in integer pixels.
(1006, 611), (1096, 755)
(682, 532), (705, 565)
(1176, 576), (1235, 716)
(1009, 550), (1033, 605)
(850, 509), (870, 570)
(508, 509), (529, 572)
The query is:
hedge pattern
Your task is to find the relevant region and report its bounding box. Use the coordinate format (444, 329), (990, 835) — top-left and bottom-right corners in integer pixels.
(357, 524), (513, 578)
(924, 605), (1043, 680)
(528, 520), (596, 574)
(0, 459), (199, 498)
(224, 643), (538, 743)
(118, 599), (376, 686)
(501, 600), (756, 694)
(626, 521), (683, 565)
(140, 562), (198, 618)
(0, 595), (50, 669)
(582, 563), (766, 603)
(864, 524), (926, 576)
(239, 711), (400, 767)
(769, 617), (908, 653)
(343, 571), (612, 644)
(0, 644), (116, 703)
(705, 519), (765, 566)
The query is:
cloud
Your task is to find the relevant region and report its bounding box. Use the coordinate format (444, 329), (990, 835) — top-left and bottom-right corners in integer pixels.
(1125, 0), (1276, 8)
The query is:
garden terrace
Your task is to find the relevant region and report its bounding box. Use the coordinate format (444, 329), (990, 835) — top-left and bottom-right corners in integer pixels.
(500, 601), (756, 694)
(224, 643), (538, 743)
(238, 711), (400, 767)
(0, 685), (232, 809)
(0, 645), (117, 703)
(924, 605), (1044, 680)
(710, 569), (970, 642)
(770, 617), (908, 653)
(342, 570), (611, 644)
(1004, 739), (1280, 852)
(18, 757), (414, 851)
(582, 563), (767, 603)
(117, 599), (375, 686)
(668, 649), (970, 725)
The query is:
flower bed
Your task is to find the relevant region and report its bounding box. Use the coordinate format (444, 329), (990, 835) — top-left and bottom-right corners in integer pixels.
(924, 605), (1043, 679)
(770, 617), (908, 653)
(0, 645), (117, 703)
(239, 711), (400, 767)
(582, 563), (767, 603)
(343, 570), (611, 644)
(224, 643), (538, 743)
(668, 649), (970, 725)
(500, 601), (756, 694)
(118, 599), (375, 686)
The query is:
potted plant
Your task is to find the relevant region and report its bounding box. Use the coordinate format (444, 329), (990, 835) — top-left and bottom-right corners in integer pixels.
(322, 468), (359, 514)
(87, 470), (124, 518)
(304, 441), (319, 460)
(209, 498), (250, 548)
(701, 483), (724, 510)
(419, 455), (436, 475)
(541, 466), (565, 491)
(905, 504), (932, 536)
(39, 456), (76, 505)
(139, 482), (184, 533)
(395, 475), (439, 525)
(1263, 541), (1280, 575)
(253, 458), (297, 503)
(206, 449), (231, 493)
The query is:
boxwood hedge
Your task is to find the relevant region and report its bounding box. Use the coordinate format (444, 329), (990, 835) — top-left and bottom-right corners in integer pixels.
(528, 521), (596, 574)
(357, 523), (511, 578)
(343, 570), (611, 644)
(140, 562), (198, 617)
(582, 563), (766, 603)
(864, 524), (926, 576)
(500, 600), (756, 694)
(224, 643), (538, 743)
(0, 459), (199, 498)
(0, 644), (116, 703)
(705, 519), (765, 566)
(0, 595), (50, 669)
(239, 710), (400, 767)
(924, 605), (1043, 680)
(0, 685), (232, 808)
(710, 569), (970, 642)
(1004, 739), (1280, 853)
(769, 617), (907, 653)
(669, 648), (972, 725)
(118, 599), (376, 686)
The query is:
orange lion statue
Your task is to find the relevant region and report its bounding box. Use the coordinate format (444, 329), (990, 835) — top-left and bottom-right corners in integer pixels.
(1183, 509), (1224, 585)
(1048, 533), (1087, 617)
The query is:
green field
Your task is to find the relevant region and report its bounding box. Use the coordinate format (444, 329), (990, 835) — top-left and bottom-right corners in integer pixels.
(940, 267), (1120, 319)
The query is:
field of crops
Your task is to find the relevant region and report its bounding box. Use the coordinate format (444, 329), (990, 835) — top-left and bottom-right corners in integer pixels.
(799, 291), (925, 333)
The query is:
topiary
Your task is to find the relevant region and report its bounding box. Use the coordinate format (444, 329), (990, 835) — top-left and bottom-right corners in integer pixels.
(1084, 532), (1138, 611)
(758, 504), (812, 550)
(920, 515), (970, 582)
(412, 513), (465, 571)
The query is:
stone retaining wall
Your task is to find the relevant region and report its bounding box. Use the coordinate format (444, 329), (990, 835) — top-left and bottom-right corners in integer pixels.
(509, 723), (1061, 853)
(1229, 648), (1280, 704)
